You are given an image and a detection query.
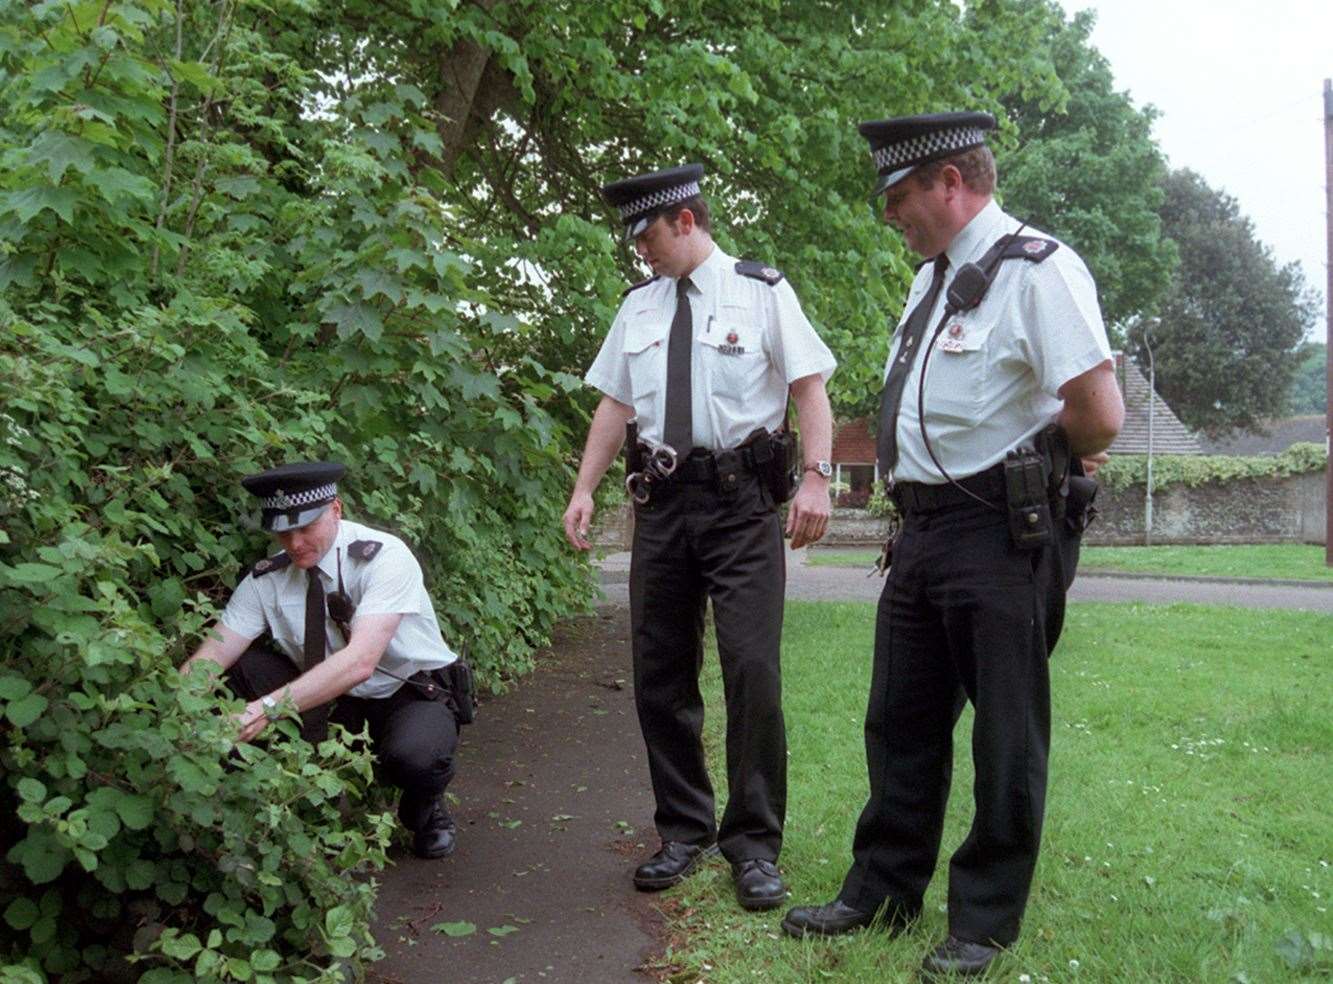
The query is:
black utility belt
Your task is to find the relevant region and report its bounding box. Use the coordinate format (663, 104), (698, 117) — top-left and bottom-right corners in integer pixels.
(891, 463), (1006, 514)
(660, 446), (763, 484)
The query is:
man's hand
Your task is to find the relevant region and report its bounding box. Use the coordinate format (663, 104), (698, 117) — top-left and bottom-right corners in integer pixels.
(786, 476), (830, 549)
(563, 492), (595, 551)
(1081, 451), (1109, 478)
(234, 700), (269, 743)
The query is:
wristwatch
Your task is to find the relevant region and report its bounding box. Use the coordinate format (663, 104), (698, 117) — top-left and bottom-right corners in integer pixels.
(804, 460), (833, 479)
(260, 695), (280, 721)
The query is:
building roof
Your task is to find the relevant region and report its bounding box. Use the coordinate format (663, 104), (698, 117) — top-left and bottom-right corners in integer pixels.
(1108, 352), (1203, 456)
(1197, 415), (1327, 456)
(832, 418), (876, 465)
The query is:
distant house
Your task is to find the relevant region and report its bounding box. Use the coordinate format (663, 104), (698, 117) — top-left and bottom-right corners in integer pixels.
(829, 352), (1201, 501)
(1106, 351), (1203, 456)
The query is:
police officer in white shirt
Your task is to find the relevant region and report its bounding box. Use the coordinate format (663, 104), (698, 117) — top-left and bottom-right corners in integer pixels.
(183, 462), (464, 859)
(562, 164), (837, 911)
(782, 114), (1124, 978)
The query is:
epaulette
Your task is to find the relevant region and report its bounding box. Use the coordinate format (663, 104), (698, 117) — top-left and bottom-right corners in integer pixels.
(621, 275), (660, 296)
(999, 235), (1059, 263)
(251, 553), (291, 578)
(735, 260), (784, 285)
(348, 539), (383, 561)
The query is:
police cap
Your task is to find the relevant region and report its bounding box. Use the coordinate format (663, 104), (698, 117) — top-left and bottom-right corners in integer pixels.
(240, 461), (345, 533)
(858, 111), (996, 198)
(601, 163), (705, 240)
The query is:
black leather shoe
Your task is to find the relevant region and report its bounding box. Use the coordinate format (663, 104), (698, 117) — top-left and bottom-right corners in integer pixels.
(411, 803), (457, 859)
(781, 899), (876, 938)
(920, 935), (1002, 978)
(732, 859), (787, 911)
(633, 841), (717, 891)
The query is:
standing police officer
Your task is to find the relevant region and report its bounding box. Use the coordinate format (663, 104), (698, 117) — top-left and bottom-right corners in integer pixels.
(183, 462), (465, 859)
(562, 164), (837, 910)
(782, 114), (1124, 977)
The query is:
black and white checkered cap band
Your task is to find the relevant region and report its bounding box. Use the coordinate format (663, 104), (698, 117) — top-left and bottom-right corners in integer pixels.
(617, 180), (702, 222)
(261, 482), (336, 510)
(871, 126), (986, 173)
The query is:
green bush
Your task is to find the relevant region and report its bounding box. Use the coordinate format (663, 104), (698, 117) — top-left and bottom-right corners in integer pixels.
(1099, 443), (1327, 493)
(0, 1), (593, 979)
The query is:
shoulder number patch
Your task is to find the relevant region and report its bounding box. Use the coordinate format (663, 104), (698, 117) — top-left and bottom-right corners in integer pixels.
(735, 259), (784, 285)
(349, 539), (383, 561)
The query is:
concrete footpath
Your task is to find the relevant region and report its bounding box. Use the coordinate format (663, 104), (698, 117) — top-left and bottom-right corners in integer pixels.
(368, 549), (1332, 984)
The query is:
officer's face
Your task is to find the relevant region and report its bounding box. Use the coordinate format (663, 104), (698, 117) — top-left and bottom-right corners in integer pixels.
(633, 214), (691, 278)
(881, 175), (950, 258)
(274, 498), (342, 569)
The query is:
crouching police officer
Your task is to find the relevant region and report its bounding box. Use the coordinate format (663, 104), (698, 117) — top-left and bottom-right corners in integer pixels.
(563, 163), (837, 911)
(183, 462), (467, 859)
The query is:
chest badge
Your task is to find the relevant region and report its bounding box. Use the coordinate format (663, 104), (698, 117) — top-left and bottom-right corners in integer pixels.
(947, 323), (964, 339)
(726, 331), (738, 344)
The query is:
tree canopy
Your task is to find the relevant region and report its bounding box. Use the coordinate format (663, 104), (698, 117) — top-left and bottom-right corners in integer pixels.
(1135, 169), (1321, 436)
(998, 3), (1175, 336)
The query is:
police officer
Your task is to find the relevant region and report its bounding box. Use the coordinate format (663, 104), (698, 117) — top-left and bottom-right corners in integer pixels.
(562, 164), (837, 910)
(183, 462), (464, 859)
(782, 114), (1124, 977)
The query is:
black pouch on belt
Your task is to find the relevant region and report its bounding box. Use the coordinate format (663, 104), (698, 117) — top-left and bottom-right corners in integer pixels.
(1004, 446), (1053, 550)
(445, 660), (476, 725)
(714, 449), (743, 498)
(742, 427), (797, 505)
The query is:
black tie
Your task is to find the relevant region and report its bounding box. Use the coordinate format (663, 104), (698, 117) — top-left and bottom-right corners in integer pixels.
(303, 569), (329, 741)
(663, 276), (694, 453)
(876, 254), (949, 479)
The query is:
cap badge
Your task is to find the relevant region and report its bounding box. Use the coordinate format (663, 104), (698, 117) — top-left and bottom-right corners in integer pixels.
(272, 490), (292, 509)
(726, 331), (739, 344)
(1023, 240), (1047, 256)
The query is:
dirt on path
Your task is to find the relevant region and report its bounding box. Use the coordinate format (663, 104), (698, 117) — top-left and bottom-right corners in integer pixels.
(369, 606), (667, 984)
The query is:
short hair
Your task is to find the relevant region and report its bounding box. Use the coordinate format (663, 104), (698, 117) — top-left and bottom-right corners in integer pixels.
(663, 195), (712, 234)
(911, 145), (996, 196)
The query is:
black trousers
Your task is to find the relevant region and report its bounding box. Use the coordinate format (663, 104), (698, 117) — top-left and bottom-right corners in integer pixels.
(629, 471), (786, 863)
(224, 643), (459, 832)
(837, 499), (1078, 946)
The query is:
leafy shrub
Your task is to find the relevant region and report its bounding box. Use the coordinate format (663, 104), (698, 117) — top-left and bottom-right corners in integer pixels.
(1099, 444), (1327, 493)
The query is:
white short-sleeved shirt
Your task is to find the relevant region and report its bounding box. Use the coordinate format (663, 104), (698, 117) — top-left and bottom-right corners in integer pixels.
(220, 518), (457, 699)
(886, 200), (1112, 484)
(586, 244), (837, 450)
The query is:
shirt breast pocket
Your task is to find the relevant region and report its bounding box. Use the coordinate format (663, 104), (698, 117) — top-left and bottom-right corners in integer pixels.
(699, 321), (767, 405)
(624, 317), (667, 399)
(923, 312), (997, 424)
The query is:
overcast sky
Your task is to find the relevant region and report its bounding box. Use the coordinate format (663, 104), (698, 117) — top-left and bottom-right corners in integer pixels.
(1056, 0), (1330, 331)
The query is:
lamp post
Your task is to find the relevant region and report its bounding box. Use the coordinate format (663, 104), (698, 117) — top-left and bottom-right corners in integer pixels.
(1143, 325), (1155, 546)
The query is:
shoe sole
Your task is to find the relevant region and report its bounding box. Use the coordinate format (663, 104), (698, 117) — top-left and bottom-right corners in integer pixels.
(738, 892), (787, 912)
(779, 915), (873, 938)
(633, 844), (719, 891)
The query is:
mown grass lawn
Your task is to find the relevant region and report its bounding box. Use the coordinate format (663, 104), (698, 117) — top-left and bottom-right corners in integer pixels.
(648, 601), (1332, 983)
(806, 543), (1333, 582)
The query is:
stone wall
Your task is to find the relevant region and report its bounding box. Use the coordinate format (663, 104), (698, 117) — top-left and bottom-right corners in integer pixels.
(593, 471), (1327, 548)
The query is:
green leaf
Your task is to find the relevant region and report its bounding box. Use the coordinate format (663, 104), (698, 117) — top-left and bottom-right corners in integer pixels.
(0, 675), (34, 700)
(324, 302), (384, 341)
(429, 920), (475, 937)
(4, 896), (40, 930)
(16, 777), (46, 804)
(324, 904), (354, 939)
(27, 131), (96, 183)
(0, 186), (80, 224)
(487, 924), (519, 937)
(7, 830), (68, 884)
(7, 693), (49, 727)
(4, 562), (62, 584)
(161, 931), (201, 960)
(115, 793), (154, 830)
(250, 949), (281, 972)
